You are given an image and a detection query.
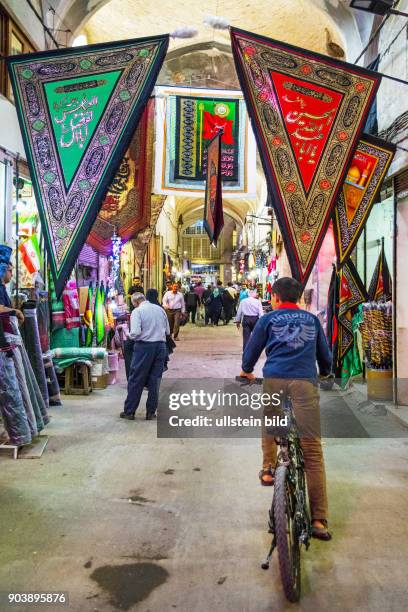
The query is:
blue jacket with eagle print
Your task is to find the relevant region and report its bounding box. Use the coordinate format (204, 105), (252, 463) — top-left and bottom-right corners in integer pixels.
(242, 306), (332, 380)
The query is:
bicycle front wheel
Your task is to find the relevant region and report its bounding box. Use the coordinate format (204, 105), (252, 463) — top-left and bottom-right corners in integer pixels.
(273, 465), (301, 602)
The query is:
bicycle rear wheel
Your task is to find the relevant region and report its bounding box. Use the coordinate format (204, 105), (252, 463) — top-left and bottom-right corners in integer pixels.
(273, 465), (301, 602)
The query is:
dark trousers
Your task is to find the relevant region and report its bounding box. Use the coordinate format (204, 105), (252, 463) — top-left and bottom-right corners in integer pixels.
(186, 305), (197, 323)
(242, 315), (259, 350)
(124, 338), (135, 380)
(123, 341), (167, 416)
(205, 308), (211, 325)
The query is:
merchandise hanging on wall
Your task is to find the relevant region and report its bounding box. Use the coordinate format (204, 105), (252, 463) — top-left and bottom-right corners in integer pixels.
(230, 27), (381, 286)
(154, 86), (257, 197)
(337, 259), (368, 362)
(7, 34), (169, 297)
(87, 99), (155, 255)
(333, 134), (395, 266)
(131, 195), (167, 267)
(203, 132), (224, 246)
(368, 240), (392, 301)
(327, 259), (368, 384)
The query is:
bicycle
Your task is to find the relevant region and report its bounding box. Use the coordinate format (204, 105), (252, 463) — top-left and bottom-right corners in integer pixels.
(261, 396), (311, 603)
(235, 375), (313, 601)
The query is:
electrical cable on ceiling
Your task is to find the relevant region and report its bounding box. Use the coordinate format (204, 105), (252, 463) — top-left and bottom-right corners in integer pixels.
(25, 0), (60, 48)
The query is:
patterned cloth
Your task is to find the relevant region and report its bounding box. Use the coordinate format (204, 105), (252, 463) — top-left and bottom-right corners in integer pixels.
(21, 302), (50, 408)
(230, 27), (381, 285)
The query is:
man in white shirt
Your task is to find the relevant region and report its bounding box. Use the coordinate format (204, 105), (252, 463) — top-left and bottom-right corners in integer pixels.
(235, 289), (264, 350)
(120, 293), (170, 421)
(162, 283), (185, 340)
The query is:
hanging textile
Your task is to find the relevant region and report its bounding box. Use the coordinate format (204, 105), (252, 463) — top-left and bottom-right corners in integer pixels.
(94, 283), (105, 345)
(7, 35), (169, 297)
(87, 99), (155, 255)
(154, 86), (256, 197)
(20, 301), (50, 408)
(203, 132), (224, 246)
(84, 283), (94, 347)
(368, 241), (392, 301)
(230, 27), (381, 286)
(334, 260), (368, 385)
(131, 195), (166, 266)
(19, 234), (42, 274)
(63, 279), (81, 330)
(333, 134), (395, 266)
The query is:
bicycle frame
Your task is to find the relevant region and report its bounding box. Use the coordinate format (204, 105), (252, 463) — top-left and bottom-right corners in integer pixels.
(261, 399), (312, 569)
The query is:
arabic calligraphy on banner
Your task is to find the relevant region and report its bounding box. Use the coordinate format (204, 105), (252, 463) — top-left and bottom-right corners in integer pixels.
(53, 94), (99, 149)
(272, 74), (342, 192)
(230, 27), (381, 285)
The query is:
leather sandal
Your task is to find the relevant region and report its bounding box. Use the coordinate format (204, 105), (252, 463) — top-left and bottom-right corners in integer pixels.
(311, 521), (332, 541)
(259, 468), (275, 486)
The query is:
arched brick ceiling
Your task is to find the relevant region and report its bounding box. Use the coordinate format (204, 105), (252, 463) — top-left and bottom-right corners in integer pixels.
(79, 0), (347, 57)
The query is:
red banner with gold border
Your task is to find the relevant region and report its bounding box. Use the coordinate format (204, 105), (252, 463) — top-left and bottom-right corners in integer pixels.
(333, 134), (395, 267)
(230, 27), (381, 286)
(203, 132), (224, 246)
(368, 241), (392, 301)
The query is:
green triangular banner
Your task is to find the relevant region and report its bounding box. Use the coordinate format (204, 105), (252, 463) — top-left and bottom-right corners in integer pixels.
(44, 70), (122, 189)
(7, 35), (169, 296)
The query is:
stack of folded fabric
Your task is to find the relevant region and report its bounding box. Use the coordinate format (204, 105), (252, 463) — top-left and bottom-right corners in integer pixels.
(51, 347), (107, 372)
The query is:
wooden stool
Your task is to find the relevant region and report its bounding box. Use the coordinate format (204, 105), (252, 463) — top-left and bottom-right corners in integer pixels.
(64, 363), (92, 395)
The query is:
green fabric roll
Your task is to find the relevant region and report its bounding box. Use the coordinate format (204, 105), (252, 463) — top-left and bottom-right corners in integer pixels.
(95, 285), (105, 346)
(51, 347), (106, 372)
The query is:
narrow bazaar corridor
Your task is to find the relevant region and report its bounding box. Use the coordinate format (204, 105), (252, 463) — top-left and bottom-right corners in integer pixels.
(1, 322), (408, 612)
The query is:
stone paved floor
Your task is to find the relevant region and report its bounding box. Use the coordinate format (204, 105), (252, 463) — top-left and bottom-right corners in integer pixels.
(1, 322), (408, 612)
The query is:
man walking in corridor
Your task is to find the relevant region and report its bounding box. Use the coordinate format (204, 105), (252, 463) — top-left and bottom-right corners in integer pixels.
(120, 292), (169, 421)
(235, 289), (264, 350)
(163, 283), (185, 340)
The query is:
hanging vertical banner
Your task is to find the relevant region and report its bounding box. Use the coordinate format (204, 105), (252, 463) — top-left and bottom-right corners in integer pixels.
(7, 35), (169, 296)
(230, 27), (381, 285)
(203, 132), (224, 246)
(333, 134), (395, 266)
(337, 259), (368, 361)
(131, 195), (167, 266)
(87, 99), (155, 255)
(368, 241), (392, 301)
(154, 86), (257, 197)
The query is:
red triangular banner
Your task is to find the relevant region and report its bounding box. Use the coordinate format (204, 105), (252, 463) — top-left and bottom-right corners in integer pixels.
(230, 27), (381, 286)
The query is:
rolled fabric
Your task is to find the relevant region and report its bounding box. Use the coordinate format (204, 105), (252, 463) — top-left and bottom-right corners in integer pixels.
(43, 351), (62, 406)
(51, 346), (106, 372)
(5, 317), (49, 429)
(0, 314), (32, 446)
(0, 352), (32, 446)
(37, 291), (50, 353)
(20, 301), (50, 408)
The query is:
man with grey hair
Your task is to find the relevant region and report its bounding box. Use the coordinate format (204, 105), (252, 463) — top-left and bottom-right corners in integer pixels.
(120, 292), (170, 420)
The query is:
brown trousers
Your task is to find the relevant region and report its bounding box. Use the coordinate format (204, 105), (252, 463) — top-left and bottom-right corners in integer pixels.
(166, 309), (181, 339)
(262, 378), (328, 522)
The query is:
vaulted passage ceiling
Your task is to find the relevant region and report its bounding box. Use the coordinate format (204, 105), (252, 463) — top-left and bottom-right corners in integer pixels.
(79, 0), (347, 57)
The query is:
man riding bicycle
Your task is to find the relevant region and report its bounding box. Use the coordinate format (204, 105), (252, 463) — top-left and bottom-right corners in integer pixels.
(240, 277), (332, 541)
